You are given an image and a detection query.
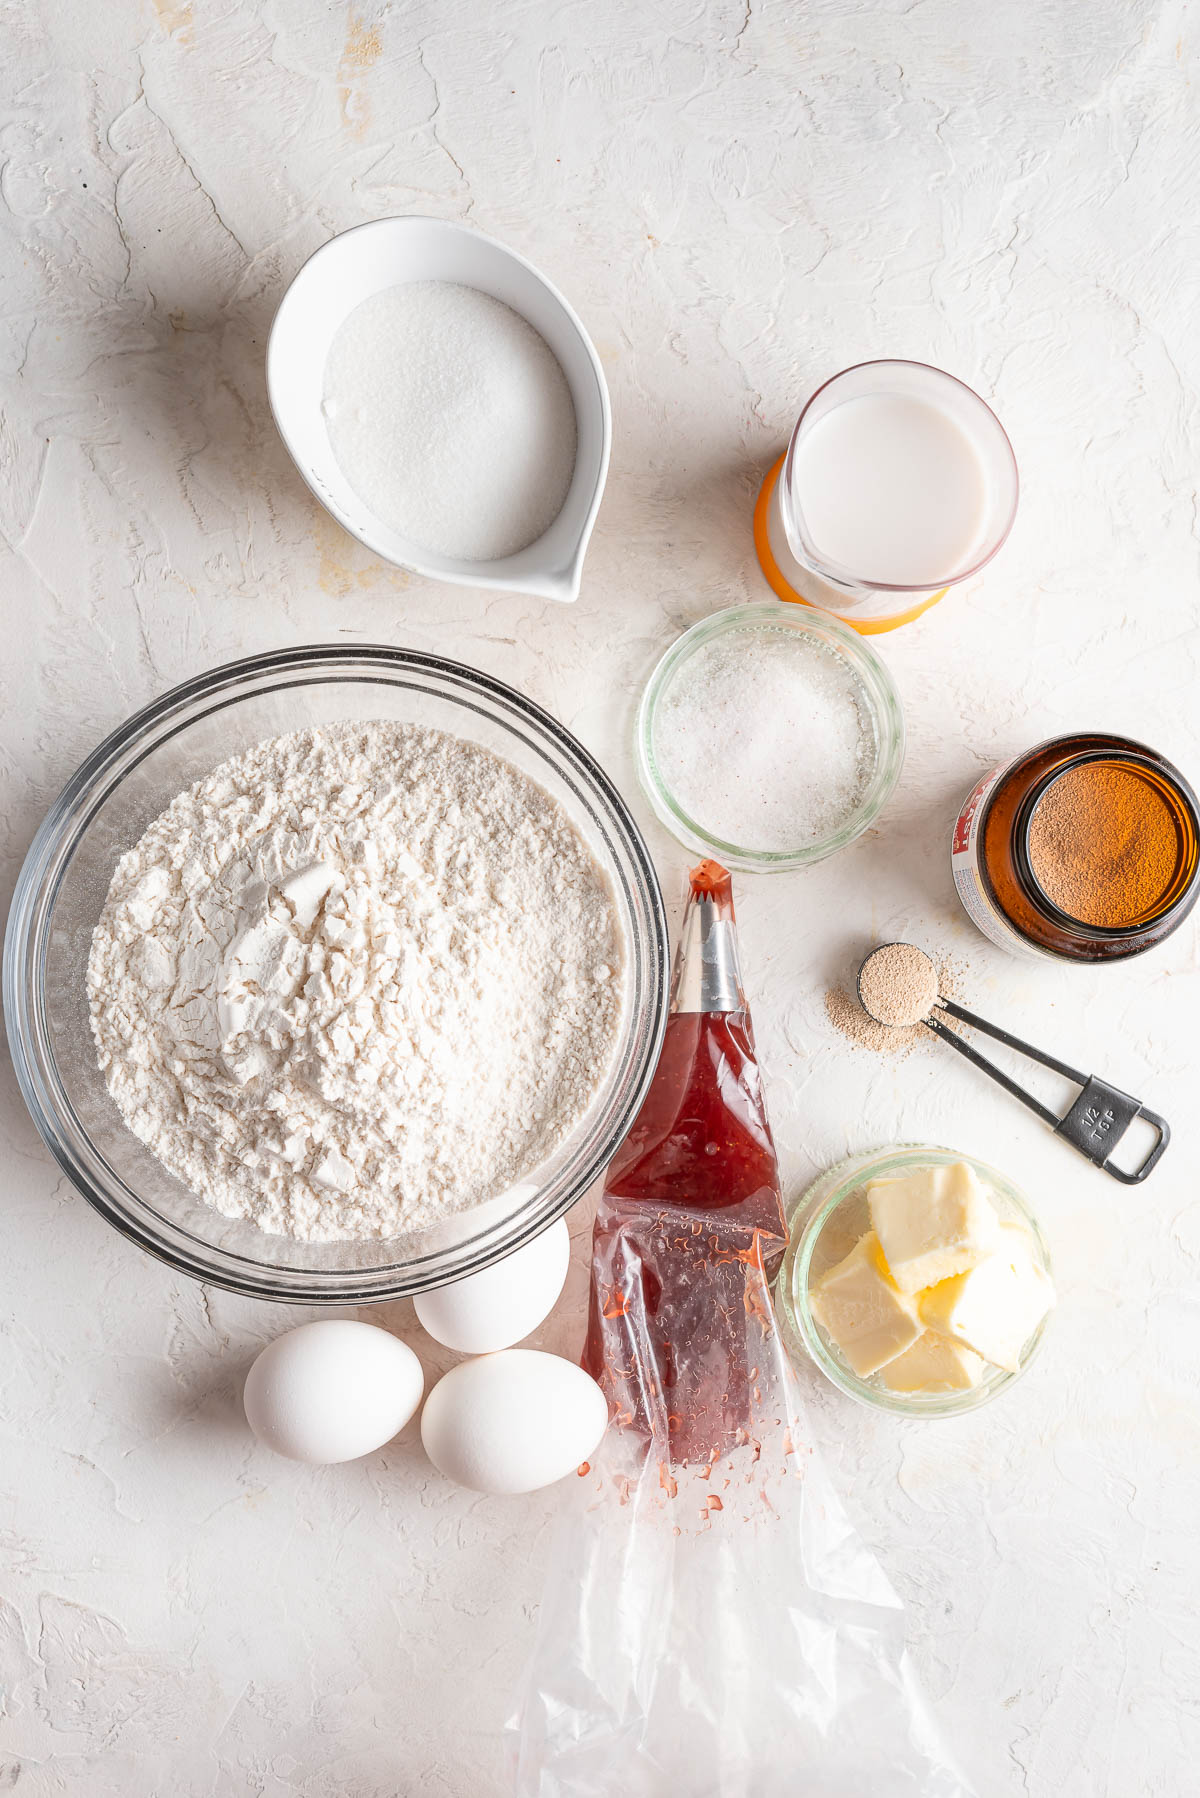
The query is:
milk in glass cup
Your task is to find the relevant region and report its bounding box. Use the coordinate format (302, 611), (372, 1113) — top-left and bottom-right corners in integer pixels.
(754, 359), (1018, 634)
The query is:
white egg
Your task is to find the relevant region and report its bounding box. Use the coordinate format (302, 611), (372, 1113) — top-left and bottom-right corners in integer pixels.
(413, 1217), (571, 1354)
(244, 1320), (424, 1464)
(420, 1349), (608, 1495)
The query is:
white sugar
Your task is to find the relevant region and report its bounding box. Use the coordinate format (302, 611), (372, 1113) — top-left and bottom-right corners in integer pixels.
(322, 281), (577, 562)
(652, 626), (876, 851)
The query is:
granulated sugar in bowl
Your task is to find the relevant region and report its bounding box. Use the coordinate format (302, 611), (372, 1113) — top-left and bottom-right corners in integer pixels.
(636, 602), (905, 871)
(267, 218), (612, 604)
(322, 282), (577, 562)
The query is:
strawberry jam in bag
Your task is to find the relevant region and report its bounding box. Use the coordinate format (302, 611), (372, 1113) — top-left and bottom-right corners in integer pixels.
(583, 859), (785, 1465)
(511, 863), (973, 1798)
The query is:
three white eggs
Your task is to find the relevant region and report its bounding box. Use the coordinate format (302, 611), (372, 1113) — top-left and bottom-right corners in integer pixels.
(243, 1218), (607, 1493)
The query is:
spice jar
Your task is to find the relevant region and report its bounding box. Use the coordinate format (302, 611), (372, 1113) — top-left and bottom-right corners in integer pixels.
(952, 733), (1200, 962)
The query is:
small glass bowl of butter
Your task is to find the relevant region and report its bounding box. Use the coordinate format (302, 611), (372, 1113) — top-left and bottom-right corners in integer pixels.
(778, 1145), (1054, 1417)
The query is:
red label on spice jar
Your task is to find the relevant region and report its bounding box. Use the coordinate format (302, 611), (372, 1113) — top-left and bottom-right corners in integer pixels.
(952, 768), (996, 857)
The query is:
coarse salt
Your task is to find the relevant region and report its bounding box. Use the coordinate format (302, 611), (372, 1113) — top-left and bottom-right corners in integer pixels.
(322, 281), (577, 562)
(651, 626), (876, 852)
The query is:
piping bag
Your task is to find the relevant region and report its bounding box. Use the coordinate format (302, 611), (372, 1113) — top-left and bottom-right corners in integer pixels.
(509, 862), (974, 1797)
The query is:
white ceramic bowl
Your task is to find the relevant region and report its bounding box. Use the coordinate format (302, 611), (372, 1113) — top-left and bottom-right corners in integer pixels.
(267, 217), (611, 603)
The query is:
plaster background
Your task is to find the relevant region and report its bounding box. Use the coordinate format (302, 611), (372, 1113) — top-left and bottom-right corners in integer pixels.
(2, 1), (1198, 1792)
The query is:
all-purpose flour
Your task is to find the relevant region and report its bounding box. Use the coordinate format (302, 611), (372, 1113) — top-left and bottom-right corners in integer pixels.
(87, 724), (625, 1243)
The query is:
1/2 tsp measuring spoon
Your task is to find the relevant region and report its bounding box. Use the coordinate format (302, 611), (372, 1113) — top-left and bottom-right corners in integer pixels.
(855, 943), (1170, 1184)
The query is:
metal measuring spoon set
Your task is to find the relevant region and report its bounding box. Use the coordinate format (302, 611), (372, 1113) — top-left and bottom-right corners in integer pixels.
(856, 943), (1170, 1184)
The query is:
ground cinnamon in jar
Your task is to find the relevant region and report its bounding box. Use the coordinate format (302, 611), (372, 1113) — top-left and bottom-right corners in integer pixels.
(952, 732), (1199, 962)
(1027, 761), (1180, 927)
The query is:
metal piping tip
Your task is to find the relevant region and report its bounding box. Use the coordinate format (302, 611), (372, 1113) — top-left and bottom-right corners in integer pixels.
(670, 868), (746, 1014)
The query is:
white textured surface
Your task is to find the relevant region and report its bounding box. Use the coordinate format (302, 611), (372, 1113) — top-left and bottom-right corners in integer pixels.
(1, 1), (1198, 1792)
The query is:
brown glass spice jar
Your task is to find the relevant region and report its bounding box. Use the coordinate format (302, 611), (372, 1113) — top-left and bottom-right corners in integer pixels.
(951, 733), (1199, 962)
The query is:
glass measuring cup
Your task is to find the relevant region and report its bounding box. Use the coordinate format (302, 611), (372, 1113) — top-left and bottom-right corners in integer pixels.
(754, 359), (1019, 633)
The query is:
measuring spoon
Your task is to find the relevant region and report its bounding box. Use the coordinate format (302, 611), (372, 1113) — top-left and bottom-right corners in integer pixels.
(856, 943), (1170, 1184)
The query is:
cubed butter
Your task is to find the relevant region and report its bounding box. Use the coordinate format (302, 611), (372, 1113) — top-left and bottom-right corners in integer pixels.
(809, 1231), (922, 1376)
(917, 1236), (1054, 1372)
(877, 1331), (986, 1394)
(866, 1161), (1001, 1294)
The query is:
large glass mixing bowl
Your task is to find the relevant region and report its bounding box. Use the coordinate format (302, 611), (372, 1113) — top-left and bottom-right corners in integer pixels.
(4, 646), (669, 1303)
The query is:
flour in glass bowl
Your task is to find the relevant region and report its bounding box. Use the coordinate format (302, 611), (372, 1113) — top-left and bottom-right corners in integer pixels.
(87, 724), (625, 1243)
(322, 281), (578, 561)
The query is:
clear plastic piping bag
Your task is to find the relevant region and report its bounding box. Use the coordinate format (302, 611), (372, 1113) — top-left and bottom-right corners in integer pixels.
(508, 863), (975, 1798)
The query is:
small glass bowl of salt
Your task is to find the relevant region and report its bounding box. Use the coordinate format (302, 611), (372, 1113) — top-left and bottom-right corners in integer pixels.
(636, 601), (904, 871)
